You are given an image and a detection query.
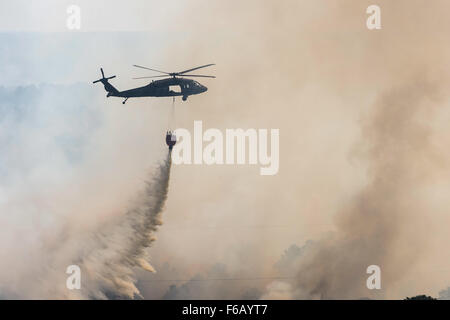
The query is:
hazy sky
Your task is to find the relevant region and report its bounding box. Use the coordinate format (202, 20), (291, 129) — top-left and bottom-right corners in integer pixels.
(2, 0), (450, 299)
(0, 0), (183, 32)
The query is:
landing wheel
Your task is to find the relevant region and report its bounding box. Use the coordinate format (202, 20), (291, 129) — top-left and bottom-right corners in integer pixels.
(182, 96), (188, 101)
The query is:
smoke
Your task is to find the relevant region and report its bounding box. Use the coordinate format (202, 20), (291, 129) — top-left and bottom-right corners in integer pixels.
(3, 1), (450, 300)
(159, 263), (264, 300)
(0, 80), (174, 299)
(74, 152), (172, 299)
(264, 78), (444, 299)
(24, 152), (171, 299)
(139, 0), (450, 299)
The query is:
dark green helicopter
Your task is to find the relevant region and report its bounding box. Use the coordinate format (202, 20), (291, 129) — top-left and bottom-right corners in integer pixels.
(93, 64), (215, 104)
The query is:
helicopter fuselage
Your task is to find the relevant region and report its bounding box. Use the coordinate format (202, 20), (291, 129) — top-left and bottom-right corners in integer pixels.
(94, 65), (213, 103)
(110, 77), (207, 99)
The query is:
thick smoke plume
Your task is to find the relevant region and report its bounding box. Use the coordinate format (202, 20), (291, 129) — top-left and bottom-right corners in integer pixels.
(83, 152), (171, 299)
(264, 79), (443, 299)
(52, 152), (172, 299)
(141, 0), (450, 300)
(0, 80), (173, 299)
(3, 1), (450, 300)
(0, 140), (172, 300)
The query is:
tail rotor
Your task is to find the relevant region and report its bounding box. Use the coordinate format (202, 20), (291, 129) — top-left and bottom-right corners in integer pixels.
(93, 68), (116, 84)
(93, 68), (120, 96)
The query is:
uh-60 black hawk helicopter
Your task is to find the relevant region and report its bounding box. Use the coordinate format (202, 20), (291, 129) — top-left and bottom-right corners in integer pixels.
(93, 64), (215, 104)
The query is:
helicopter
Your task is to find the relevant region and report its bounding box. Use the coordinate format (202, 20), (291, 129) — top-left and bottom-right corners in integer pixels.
(93, 64), (215, 104)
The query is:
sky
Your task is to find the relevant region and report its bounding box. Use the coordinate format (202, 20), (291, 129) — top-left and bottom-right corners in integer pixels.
(1, 0), (450, 299)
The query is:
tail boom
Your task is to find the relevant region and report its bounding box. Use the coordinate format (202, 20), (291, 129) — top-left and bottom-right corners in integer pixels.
(93, 68), (120, 95)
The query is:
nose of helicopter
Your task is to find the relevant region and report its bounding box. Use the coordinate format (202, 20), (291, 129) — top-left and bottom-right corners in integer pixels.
(201, 85), (208, 92)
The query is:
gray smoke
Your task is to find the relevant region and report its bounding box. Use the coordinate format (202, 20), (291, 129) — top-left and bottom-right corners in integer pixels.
(160, 263), (264, 300)
(61, 152), (172, 299)
(263, 79), (444, 299)
(5, 151), (173, 299)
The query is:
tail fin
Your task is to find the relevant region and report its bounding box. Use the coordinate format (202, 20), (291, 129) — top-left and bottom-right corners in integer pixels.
(93, 68), (119, 95)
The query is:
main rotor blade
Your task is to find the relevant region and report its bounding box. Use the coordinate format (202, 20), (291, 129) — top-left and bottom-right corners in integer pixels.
(132, 75), (169, 79)
(132, 65), (171, 74)
(177, 64), (215, 75)
(180, 74), (216, 78)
